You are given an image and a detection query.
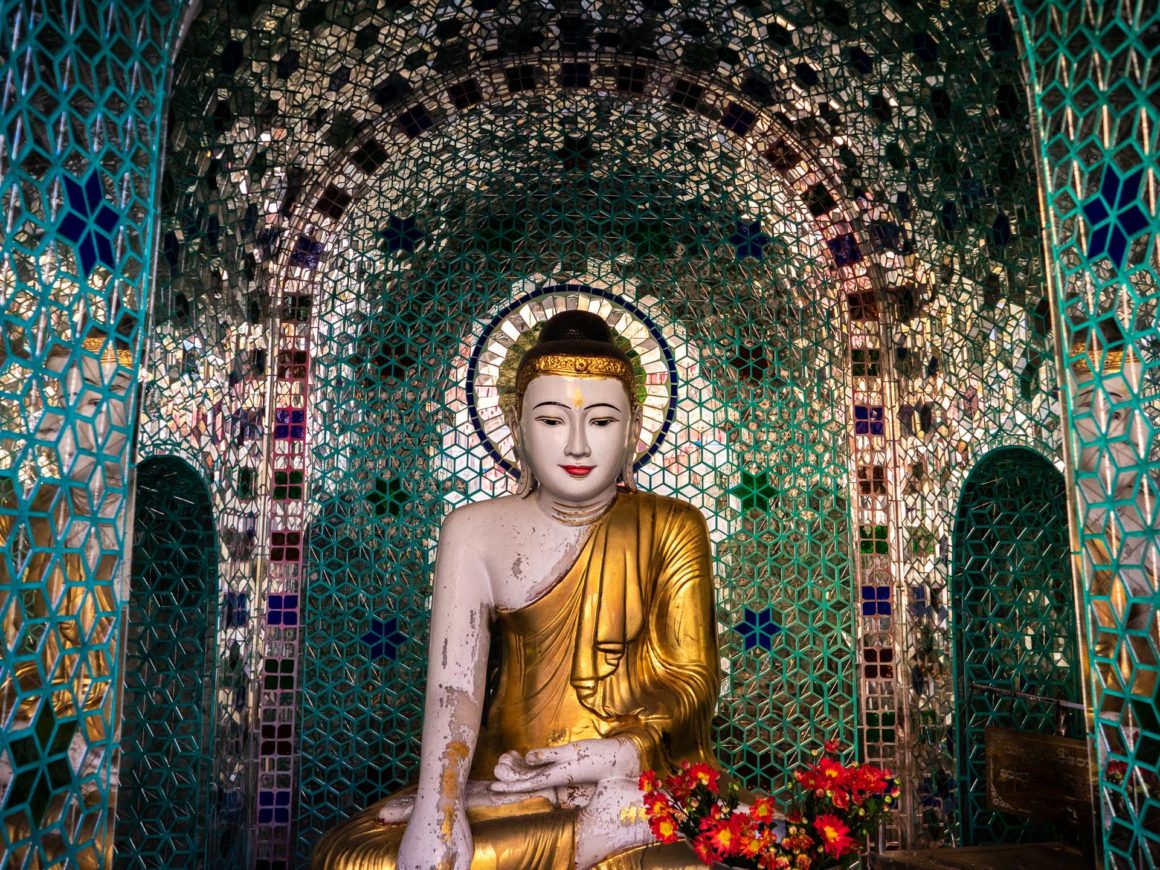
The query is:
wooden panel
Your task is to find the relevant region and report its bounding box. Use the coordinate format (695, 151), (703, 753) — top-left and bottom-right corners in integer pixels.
(984, 726), (1094, 824)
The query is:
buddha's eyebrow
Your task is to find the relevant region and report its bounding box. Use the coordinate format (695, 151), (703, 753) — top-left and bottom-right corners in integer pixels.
(584, 403), (621, 412)
(533, 401), (571, 410)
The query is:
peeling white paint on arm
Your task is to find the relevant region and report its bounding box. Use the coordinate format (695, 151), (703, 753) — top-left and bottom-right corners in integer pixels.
(392, 506), (493, 869)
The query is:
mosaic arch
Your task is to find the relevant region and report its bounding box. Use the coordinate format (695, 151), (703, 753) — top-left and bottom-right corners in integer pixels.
(116, 455), (218, 868)
(950, 447), (1081, 847)
(1, 0), (1157, 867)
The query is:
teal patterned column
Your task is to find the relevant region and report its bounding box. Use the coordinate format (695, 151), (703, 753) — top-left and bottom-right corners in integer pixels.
(1012, 2), (1160, 865)
(0, 2), (183, 866)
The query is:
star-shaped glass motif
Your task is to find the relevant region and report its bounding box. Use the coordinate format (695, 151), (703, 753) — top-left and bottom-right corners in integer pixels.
(728, 219), (769, 261)
(380, 215), (425, 254)
(735, 606), (782, 652)
(729, 344), (770, 382)
(1081, 164), (1151, 267)
(57, 169), (121, 276)
(367, 475), (412, 518)
(729, 469), (776, 513)
(361, 616), (407, 661)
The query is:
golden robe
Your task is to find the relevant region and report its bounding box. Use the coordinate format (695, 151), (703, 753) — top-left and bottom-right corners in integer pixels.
(312, 491), (719, 869)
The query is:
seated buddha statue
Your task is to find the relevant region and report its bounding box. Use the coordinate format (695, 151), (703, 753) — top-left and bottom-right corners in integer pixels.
(312, 311), (720, 869)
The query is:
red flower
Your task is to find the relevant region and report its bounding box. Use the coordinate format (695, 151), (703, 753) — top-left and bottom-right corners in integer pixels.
(813, 813), (856, 859)
(643, 791), (675, 817)
(686, 761), (722, 794)
(638, 769), (661, 794)
(831, 788), (850, 810)
(648, 811), (681, 844)
(699, 812), (750, 859)
(823, 738), (841, 754)
(1107, 761), (1128, 785)
(691, 831), (718, 864)
(750, 796), (778, 824)
(817, 757), (846, 783)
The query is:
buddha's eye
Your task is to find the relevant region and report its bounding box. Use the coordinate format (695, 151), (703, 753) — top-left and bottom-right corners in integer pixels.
(535, 416), (564, 426)
(590, 417), (617, 427)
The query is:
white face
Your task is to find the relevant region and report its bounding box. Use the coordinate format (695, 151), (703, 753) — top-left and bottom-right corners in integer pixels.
(519, 374), (639, 504)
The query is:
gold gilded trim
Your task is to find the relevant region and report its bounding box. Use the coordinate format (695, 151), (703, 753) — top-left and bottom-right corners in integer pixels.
(1070, 346), (1138, 377)
(516, 353), (636, 400)
(81, 336), (134, 366)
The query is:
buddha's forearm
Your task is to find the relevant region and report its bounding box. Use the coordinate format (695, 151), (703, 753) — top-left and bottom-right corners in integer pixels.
(413, 686), (483, 814)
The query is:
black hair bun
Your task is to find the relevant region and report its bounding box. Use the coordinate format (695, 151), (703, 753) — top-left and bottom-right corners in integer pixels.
(536, 310), (615, 345)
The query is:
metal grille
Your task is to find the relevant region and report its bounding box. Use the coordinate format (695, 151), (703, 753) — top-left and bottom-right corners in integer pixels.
(116, 456), (218, 868)
(951, 447), (1080, 846)
(0, 2), (182, 867)
(1012, 1), (1160, 865)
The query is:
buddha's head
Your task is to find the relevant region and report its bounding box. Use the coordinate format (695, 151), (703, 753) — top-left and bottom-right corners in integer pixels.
(510, 310), (643, 502)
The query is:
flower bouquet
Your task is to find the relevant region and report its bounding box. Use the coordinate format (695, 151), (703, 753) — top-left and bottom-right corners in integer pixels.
(639, 742), (898, 870)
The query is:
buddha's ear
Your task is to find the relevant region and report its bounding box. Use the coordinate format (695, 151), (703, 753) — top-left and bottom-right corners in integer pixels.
(621, 404), (644, 492)
(505, 404), (536, 498)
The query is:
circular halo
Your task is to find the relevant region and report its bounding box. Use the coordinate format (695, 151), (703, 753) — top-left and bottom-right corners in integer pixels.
(466, 284), (678, 477)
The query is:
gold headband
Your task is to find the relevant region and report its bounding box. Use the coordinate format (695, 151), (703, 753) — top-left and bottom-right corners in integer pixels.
(1069, 344), (1138, 377)
(81, 336), (134, 366)
(516, 353), (636, 402)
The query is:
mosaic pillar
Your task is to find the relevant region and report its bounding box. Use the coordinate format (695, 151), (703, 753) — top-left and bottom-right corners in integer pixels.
(1012, 2), (1160, 865)
(0, 1), (183, 866)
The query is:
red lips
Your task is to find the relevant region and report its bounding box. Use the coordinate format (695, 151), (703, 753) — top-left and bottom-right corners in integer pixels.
(560, 465), (594, 478)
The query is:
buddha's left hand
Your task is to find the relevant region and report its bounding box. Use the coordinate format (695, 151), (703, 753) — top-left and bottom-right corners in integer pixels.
(489, 737), (639, 793)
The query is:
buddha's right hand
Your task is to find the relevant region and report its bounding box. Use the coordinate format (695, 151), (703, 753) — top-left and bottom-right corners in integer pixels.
(395, 803), (472, 870)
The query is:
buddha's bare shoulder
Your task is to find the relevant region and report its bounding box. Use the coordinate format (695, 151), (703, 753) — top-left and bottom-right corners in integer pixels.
(439, 494), (533, 538)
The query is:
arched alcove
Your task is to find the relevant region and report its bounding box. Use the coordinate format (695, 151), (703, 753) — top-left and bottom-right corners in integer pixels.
(115, 456), (218, 868)
(951, 447), (1082, 846)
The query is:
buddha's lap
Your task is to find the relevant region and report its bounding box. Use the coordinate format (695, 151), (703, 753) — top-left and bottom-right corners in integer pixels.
(311, 795), (707, 870)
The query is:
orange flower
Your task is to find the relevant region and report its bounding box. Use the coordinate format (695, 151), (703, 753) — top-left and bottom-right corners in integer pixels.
(813, 813), (856, 859)
(739, 821), (777, 858)
(794, 854), (813, 869)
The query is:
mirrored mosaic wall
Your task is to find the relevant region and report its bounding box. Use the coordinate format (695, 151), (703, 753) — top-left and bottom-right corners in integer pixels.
(2, 0), (1155, 867)
(145, 0), (1067, 865)
(1013, 1), (1160, 865)
(0, 2), (184, 868)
